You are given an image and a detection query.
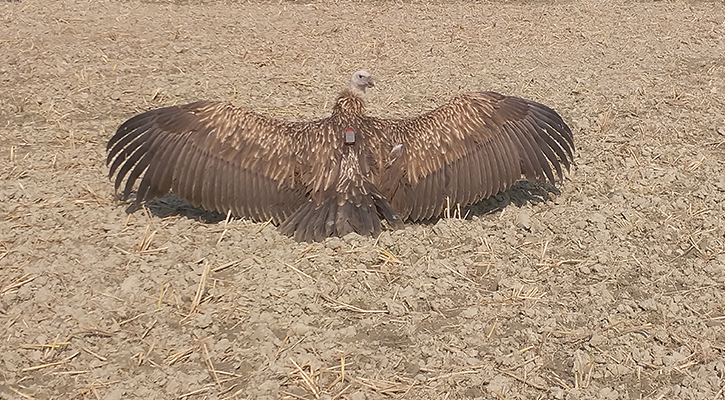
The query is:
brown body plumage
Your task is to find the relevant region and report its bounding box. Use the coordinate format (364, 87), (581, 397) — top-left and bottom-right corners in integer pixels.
(107, 71), (575, 241)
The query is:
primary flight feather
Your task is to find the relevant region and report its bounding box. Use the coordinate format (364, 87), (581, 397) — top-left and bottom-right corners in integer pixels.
(107, 70), (574, 241)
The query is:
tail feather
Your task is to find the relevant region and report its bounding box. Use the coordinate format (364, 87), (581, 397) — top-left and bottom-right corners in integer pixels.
(344, 199), (378, 237)
(311, 200), (333, 240)
(279, 189), (403, 242)
(375, 195), (404, 230)
(295, 200), (320, 242)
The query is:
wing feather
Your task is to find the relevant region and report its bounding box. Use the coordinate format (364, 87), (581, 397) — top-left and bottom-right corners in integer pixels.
(189, 143), (207, 207)
(214, 158), (227, 215)
(223, 159), (235, 215)
(209, 156), (224, 213)
(149, 132), (187, 201)
(372, 92), (574, 220)
(427, 168), (444, 218)
(432, 166), (446, 219)
(479, 141), (496, 199)
(172, 135), (199, 204)
(234, 168), (248, 218)
(433, 167), (447, 219)
(106, 114), (157, 173)
(110, 130), (153, 192)
(511, 120), (554, 183)
(494, 124), (520, 186)
(494, 136), (512, 197)
(106, 101), (307, 223)
(137, 131), (175, 201)
(228, 161), (241, 217)
(450, 154), (467, 214)
(249, 163), (263, 220)
(419, 163), (434, 219)
(419, 169), (434, 220)
(259, 165), (274, 221)
(529, 104), (575, 156)
(407, 178), (421, 221)
(523, 118), (563, 179)
(121, 138), (160, 200)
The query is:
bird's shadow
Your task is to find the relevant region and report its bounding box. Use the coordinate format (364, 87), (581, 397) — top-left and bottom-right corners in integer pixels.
(124, 195), (227, 224)
(465, 180), (559, 219)
(416, 180), (559, 226)
(121, 180), (558, 228)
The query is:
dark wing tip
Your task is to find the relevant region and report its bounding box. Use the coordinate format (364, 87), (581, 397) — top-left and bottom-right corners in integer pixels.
(106, 105), (185, 202)
(524, 99), (576, 182)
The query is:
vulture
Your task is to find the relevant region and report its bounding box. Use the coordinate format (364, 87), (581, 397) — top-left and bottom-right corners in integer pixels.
(107, 71), (574, 242)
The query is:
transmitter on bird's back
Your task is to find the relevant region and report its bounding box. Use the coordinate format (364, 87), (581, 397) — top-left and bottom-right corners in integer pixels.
(344, 127), (356, 144)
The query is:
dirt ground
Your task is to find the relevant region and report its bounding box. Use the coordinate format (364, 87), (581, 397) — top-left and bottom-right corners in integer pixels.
(1, 0), (725, 399)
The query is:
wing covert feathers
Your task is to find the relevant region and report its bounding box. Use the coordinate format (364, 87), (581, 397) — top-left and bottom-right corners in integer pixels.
(107, 85), (574, 242)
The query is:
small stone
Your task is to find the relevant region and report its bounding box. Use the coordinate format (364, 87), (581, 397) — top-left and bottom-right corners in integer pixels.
(715, 176), (725, 192)
(384, 299), (407, 317)
(515, 211), (531, 231)
(462, 306), (478, 318)
(589, 332), (604, 346)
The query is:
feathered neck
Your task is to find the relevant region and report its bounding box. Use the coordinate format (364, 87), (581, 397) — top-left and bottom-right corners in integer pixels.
(333, 89), (366, 117)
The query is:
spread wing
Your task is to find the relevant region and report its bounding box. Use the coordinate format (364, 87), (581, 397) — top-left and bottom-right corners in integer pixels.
(106, 101), (310, 223)
(372, 92), (574, 221)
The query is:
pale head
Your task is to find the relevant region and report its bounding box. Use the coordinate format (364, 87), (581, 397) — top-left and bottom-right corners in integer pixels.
(349, 70), (374, 95)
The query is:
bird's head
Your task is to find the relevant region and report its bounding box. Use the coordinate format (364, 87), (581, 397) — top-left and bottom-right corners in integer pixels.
(349, 70), (374, 95)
